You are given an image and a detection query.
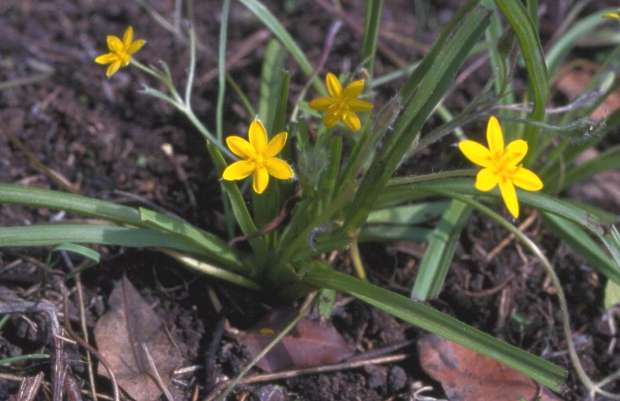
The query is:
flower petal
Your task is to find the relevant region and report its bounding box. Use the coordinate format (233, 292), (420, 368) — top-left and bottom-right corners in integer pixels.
(128, 39), (146, 55)
(248, 118), (268, 154)
(343, 111), (361, 131)
(107, 35), (124, 53)
(226, 136), (256, 159)
(222, 160), (255, 180)
(265, 132), (287, 158)
(106, 61), (122, 77)
(486, 115), (504, 154)
(504, 139), (528, 166)
(458, 140), (492, 167)
(347, 98), (373, 112)
(252, 167), (270, 194)
(499, 179), (519, 219)
(343, 79), (365, 98)
(123, 26), (134, 47)
(475, 168), (498, 191)
(511, 167), (543, 191)
(95, 52), (117, 64)
(265, 158), (294, 179)
(309, 96), (336, 111)
(325, 72), (342, 97)
(323, 110), (340, 128)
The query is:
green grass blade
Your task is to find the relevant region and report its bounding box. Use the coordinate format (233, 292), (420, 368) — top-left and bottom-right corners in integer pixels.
(494, 0), (548, 147)
(238, 0), (323, 93)
(258, 39), (288, 130)
(303, 265), (567, 391)
(360, 225), (431, 242)
(367, 202), (449, 225)
(361, 0), (384, 75)
(385, 178), (617, 230)
(0, 184), (141, 225)
(52, 243), (101, 264)
(543, 212), (620, 285)
(411, 200), (472, 301)
(343, 5), (491, 232)
(0, 224), (206, 255)
(546, 8), (618, 75)
(139, 208), (242, 270)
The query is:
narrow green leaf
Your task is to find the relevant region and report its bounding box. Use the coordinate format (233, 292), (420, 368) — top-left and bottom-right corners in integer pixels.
(546, 9), (619, 75)
(139, 208), (242, 270)
(367, 202), (449, 225)
(52, 243), (101, 264)
(385, 178), (617, 231)
(303, 265), (567, 390)
(0, 224), (206, 255)
(361, 0), (384, 75)
(0, 184), (141, 225)
(238, 0), (323, 93)
(494, 0), (548, 148)
(343, 5), (490, 232)
(258, 39), (288, 130)
(360, 225), (431, 242)
(543, 212), (620, 286)
(412, 200), (472, 301)
(0, 354), (50, 366)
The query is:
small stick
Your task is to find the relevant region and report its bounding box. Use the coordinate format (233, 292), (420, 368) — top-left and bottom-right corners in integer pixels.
(486, 212), (537, 262)
(205, 353), (408, 401)
(16, 372), (44, 401)
(142, 343), (176, 401)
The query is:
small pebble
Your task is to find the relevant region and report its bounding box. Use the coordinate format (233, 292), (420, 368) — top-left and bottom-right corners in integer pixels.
(388, 366), (408, 392)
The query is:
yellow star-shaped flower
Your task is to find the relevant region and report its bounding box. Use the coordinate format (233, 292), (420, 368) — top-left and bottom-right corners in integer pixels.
(94, 26), (146, 78)
(309, 72), (373, 132)
(458, 116), (543, 219)
(222, 118), (294, 194)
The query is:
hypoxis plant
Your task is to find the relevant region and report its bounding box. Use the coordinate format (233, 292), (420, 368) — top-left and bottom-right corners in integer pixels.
(2, 0), (620, 397)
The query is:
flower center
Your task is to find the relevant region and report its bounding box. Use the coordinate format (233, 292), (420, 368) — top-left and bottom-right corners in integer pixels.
(255, 154), (265, 166)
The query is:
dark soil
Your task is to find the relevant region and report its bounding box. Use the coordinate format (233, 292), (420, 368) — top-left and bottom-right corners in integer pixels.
(1, 1), (619, 401)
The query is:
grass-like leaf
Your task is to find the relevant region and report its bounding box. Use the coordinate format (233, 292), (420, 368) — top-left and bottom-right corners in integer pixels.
(238, 0), (323, 93)
(543, 213), (620, 285)
(0, 184), (140, 225)
(303, 264), (567, 391)
(411, 200), (472, 301)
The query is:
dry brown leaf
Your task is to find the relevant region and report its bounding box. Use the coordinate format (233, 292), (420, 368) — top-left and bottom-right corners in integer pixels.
(418, 335), (563, 401)
(555, 65), (620, 121)
(237, 307), (354, 372)
(94, 277), (185, 401)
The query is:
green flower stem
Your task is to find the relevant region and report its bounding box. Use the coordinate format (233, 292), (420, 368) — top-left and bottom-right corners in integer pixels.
(427, 189), (620, 399)
(349, 235), (367, 280)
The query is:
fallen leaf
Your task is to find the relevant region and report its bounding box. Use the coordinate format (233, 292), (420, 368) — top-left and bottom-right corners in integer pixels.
(555, 65), (620, 121)
(418, 335), (563, 401)
(94, 277), (185, 401)
(237, 307), (354, 372)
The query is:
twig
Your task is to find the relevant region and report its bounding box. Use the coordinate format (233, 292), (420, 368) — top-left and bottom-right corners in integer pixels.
(16, 372), (44, 401)
(142, 343), (176, 401)
(206, 353), (408, 400)
(209, 292), (318, 401)
(60, 285), (121, 401)
(486, 212), (538, 262)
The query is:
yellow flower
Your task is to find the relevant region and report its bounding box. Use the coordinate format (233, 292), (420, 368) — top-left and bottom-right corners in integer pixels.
(458, 116), (543, 219)
(604, 11), (620, 20)
(222, 118), (294, 194)
(94, 26), (146, 78)
(309, 72), (373, 131)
